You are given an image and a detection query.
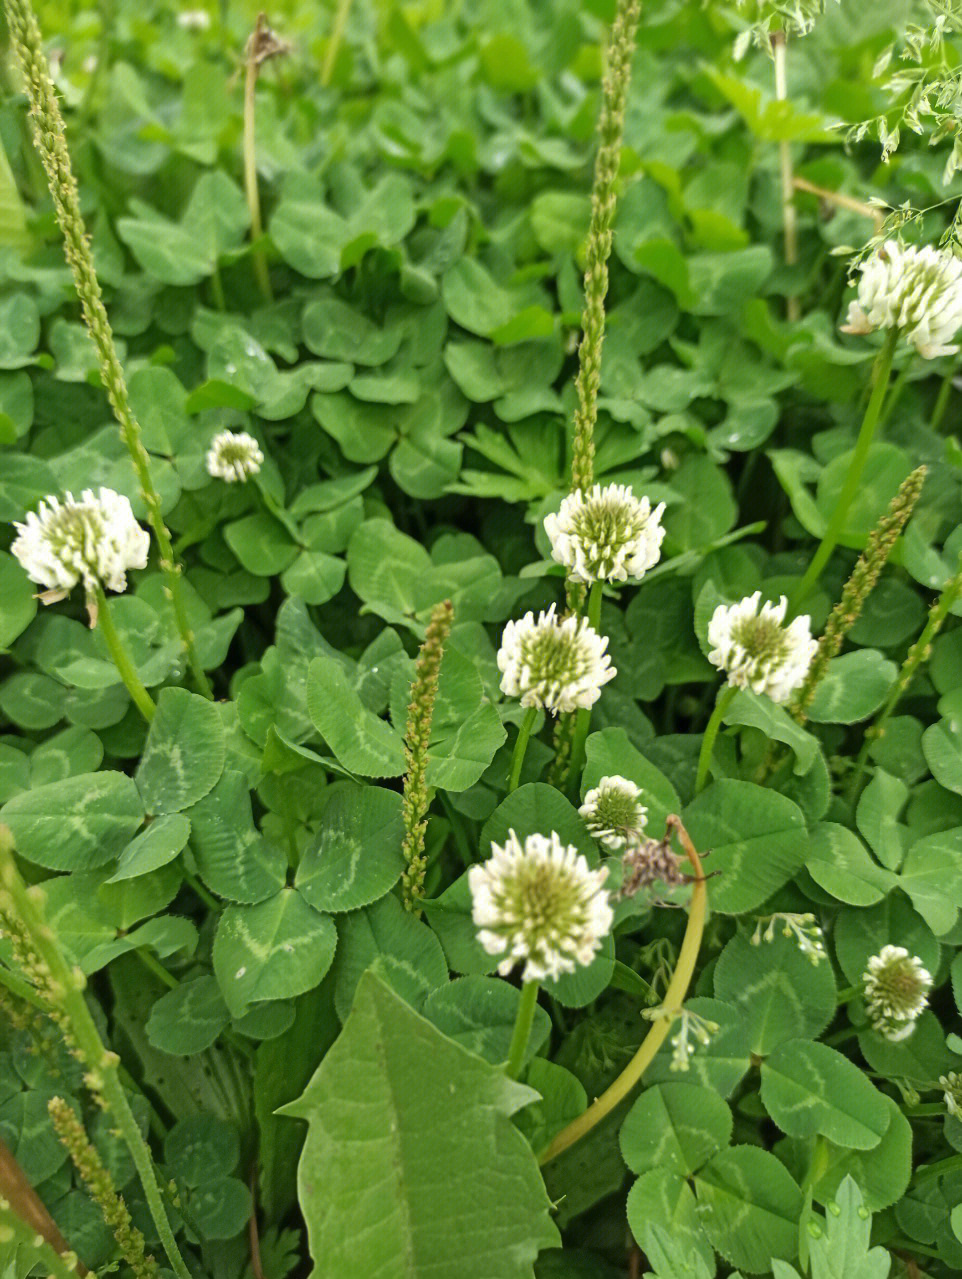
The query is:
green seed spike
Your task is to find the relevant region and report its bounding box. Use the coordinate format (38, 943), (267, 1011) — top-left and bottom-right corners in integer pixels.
(49, 1097), (159, 1279)
(790, 464), (927, 724)
(401, 601), (454, 912)
(569, 0), (641, 499)
(1, 0), (212, 699)
(0, 827), (193, 1279)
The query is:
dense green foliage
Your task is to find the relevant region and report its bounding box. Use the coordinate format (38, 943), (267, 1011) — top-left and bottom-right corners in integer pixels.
(1, 0), (962, 1275)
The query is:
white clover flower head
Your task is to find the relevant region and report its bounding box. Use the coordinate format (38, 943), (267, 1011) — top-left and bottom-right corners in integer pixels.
(177, 8), (211, 29)
(206, 430), (264, 483)
(497, 603), (615, 714)
(841, 240), (962, 358)
(707, 592), (817, 704)
(579, 775), (648, 851)
(543, 484), (666, 586)
(862, 944), (932, 1041)
(941, 1072), (962, 1119)
(11, 488), (149, 608)
(751, 912), (826, 966)
(468, 829), (612, 983)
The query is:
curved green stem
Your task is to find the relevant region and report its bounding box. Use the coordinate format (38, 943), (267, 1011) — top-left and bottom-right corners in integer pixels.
(507, 706), (538, 793)
(695, 683), (737, 794)
(539, 817), (707, 1165)
(506, 981), (540, 1080)
(878, 355), (914, 430)
(793, 328), (899, 609)
(932, 367), (955, 430)
(94, 588), (156, 723)
(566, 581), (605, 790)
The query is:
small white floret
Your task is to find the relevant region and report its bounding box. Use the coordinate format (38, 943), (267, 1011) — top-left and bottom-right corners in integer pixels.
(544, 484), (666, 586)
(707, 592), (816, 704)
(206, 430), (264, 483)
(11, 487), (149, 606)
(468, 829), (612, 983)
(497, 603), (615, 714)
(841, 240), (962, 358)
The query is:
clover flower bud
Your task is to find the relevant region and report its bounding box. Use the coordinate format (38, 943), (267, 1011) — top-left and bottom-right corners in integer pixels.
(941, 1072), (962, 1119)
(468, 829), (612, 983)
(841, 240), (962, 358)
(177, 9), (211, 29)
(498, 603), (615, 715)
(206, 430), (264, 482)
(579, 775), (647, 851)
(544, 483), (666, 586)
(643, 1005), (719, 1073)
(11, 488), (149, 609)
(862, 944), (932, 1041)
(751, 913), (826, 966)
(707, 592), (817, 704)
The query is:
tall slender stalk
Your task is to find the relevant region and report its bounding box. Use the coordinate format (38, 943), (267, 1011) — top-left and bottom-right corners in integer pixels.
(772, 31), (799, 321)
(508, 707), (538, 793)
(401, 600), (454, 912)
(552, 0), (640, 783)
(321, 0), (353, 86)
(2, 0), (212, 701)
(792, 328), (899, 608)
(0, 829), (192, 1279)
(849, 551), (962, 804)
(539, 816), (707, 1164)
(243, 14), (287, 304)
(569, 0), (641, 497)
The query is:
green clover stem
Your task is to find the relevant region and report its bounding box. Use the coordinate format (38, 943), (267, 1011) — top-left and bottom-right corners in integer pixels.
(507, 706), (538, 793)
(566, 580), (605, 789)
(94, 587), (156, 723)
(695, 683), (737, 795)
(539, 816), (707, 1165)
(243, 17), (273, 304)
(793, 327), (899, 609)
(505, 980), (541, 1080)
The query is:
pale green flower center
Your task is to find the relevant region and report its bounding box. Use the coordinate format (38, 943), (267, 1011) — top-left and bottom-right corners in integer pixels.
(731, 614), (790, 666)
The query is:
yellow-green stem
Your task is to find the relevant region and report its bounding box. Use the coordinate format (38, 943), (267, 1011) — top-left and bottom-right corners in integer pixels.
(243, 52), (272, 303)
(773, 32), (799, 321)
(95, 588), (156, 723)
(792, 328), (899, 609)
(321, 0), (353, 86)
(506, 980), (540, 1080)
(695, 683), (737, 795)
(539, 818), (707, 1164)
(507, 706), (538, 793)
